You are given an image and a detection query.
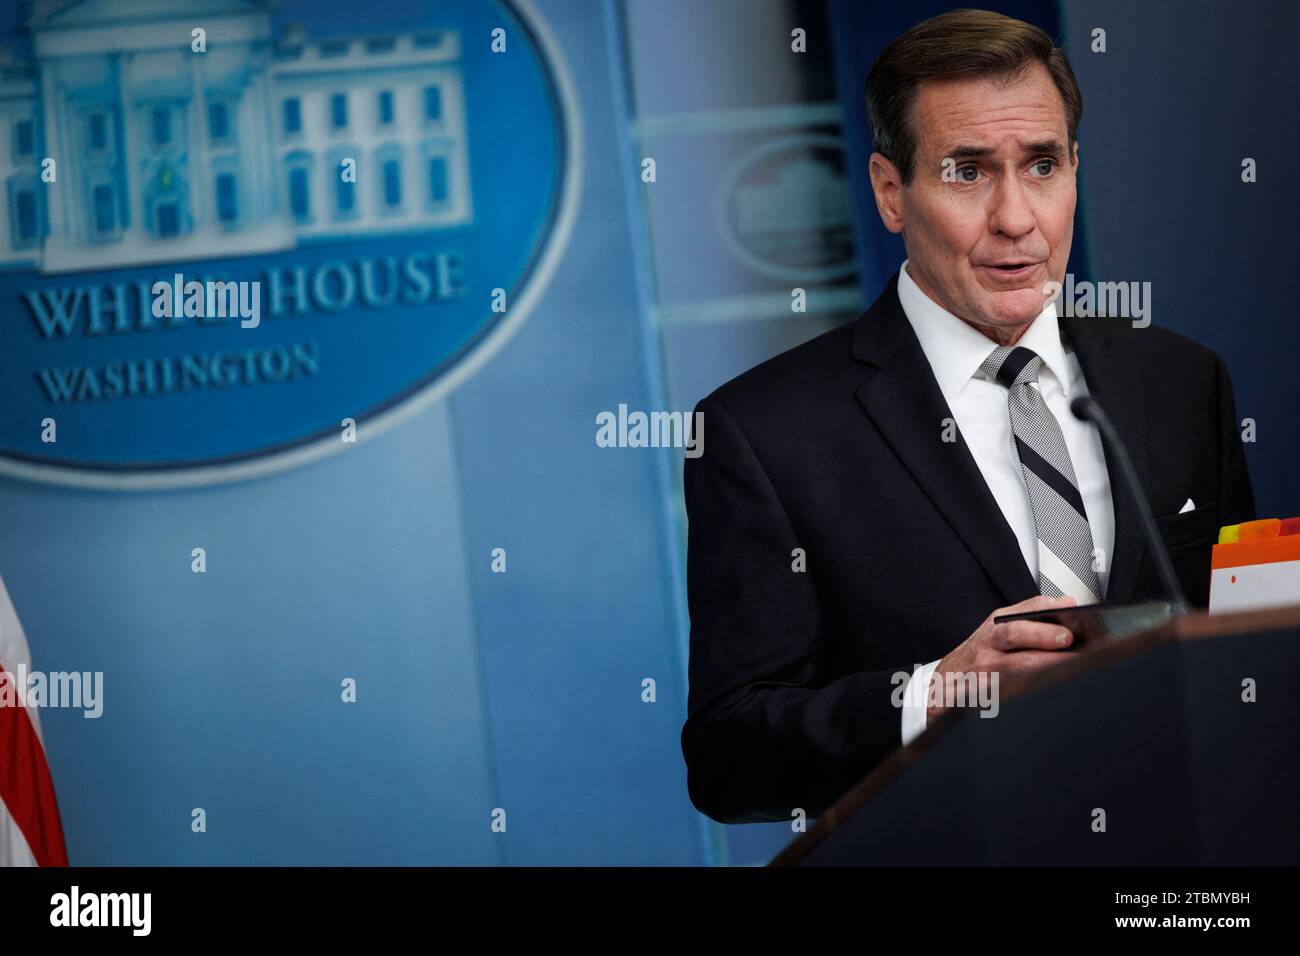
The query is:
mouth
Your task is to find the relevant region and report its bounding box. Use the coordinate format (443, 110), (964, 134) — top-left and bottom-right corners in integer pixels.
(978, 260), (1043, 282)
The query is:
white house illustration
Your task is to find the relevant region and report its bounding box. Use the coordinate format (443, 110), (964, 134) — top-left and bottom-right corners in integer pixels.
(0, 0), (472, 274)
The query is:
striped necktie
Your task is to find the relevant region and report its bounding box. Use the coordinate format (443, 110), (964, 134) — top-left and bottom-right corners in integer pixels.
(979, 345), (1102, 605)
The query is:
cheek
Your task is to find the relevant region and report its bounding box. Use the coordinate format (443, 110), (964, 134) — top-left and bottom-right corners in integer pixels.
(915, 198), (984, 256)
(1041, 189), (1077, 244)
(1051, 230), (1074, 262)
(1045, 211), (1074, 261)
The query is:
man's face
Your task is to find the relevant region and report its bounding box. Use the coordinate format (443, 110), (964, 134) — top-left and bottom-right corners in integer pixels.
(869, 63), (1078, 343)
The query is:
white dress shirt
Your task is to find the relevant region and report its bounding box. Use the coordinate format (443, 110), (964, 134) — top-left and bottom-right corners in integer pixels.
(896, 261), (1115, 745)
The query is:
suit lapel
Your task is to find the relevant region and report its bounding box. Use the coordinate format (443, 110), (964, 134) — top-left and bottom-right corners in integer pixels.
(1059, 316), (1149, 604)
(852, 277), (1039, 606)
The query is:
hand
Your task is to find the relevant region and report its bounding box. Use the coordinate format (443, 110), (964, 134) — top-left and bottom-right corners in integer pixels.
(927, 595), (1078, 720)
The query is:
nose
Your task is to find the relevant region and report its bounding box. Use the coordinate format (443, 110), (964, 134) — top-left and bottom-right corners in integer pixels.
(987, 175), (1036, 240)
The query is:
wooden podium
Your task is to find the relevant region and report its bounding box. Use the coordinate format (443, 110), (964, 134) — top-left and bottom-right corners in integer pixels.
(771, 604), (1300, 866)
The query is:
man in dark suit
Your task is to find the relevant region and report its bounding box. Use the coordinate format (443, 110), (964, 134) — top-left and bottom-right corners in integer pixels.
(681, 10), (1255, 824)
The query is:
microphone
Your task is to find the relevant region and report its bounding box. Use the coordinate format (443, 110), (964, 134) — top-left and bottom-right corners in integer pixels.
(1071, 396), (1189, 613)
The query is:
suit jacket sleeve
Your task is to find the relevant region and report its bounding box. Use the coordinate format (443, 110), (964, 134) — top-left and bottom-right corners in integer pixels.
(681, 394), (909, 824)
(1215, 354), (1256, 531)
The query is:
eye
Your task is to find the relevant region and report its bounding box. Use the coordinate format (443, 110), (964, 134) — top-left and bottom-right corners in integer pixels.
(956, 164), (981, 183)
(1030, 158), (1057, 177)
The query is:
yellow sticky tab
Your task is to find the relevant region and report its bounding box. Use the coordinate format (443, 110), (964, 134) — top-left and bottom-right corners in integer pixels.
(1218, 524), (1240, 544)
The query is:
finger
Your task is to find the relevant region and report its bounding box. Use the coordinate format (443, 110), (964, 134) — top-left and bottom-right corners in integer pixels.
(998, 594), (1078, 616)
(995, 649), (1080, 673)
(992, 620), (1074, 651)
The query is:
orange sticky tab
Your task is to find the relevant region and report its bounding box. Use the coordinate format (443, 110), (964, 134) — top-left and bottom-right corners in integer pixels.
(1218, 524), (1240, 544)
(1212, 534), (1300, 568)
(1280, 517), (1300, 537)
(1238, 518), (1281, 541)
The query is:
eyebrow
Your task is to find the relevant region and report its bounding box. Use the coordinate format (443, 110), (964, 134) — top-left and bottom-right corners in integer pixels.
(946, 140), (1066, 162)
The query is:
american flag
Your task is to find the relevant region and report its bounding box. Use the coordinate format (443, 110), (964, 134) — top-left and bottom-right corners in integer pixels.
(0, 574), (68, 867)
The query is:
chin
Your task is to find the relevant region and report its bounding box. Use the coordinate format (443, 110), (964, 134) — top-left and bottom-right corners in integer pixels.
(985, 291), (1048, 325)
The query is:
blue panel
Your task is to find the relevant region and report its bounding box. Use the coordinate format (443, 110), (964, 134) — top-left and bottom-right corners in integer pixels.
(424, 85), (442, 121)
(445, 0), (704, 865)
(621, 0), (860, 867)
(282, 98), (300, 134)
(151, 107), (170, 146)
(156, 202), (178, 236)
(208, 102), (229, 141)
(15, 118), (33, 156)
(15, 188), (36, 241)
(428, 157), (447, 202)
(89, 112), (107, 151)
(382, 158), (401, 207)
(1060, 0), (1296, 517)
(0, 401), (496, 864)
(288, 166), (309, 218)
(334, 174), (353, 213)
(216, 173), (237, 222)
(93, 184), (115, 233)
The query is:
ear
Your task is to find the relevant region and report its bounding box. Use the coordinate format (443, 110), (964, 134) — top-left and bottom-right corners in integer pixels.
(868, 151), (905, 235)
(1071, 140), (1080, 169)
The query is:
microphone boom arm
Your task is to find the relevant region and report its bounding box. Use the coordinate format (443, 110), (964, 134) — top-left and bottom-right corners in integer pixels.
(1070, 395), (1190, 614)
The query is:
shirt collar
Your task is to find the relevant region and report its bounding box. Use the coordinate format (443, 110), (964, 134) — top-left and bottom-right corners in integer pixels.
(896, 260), (1072, 403)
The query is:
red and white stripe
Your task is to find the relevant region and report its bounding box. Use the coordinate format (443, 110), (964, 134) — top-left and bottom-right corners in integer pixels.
(0, 575), (68, 867)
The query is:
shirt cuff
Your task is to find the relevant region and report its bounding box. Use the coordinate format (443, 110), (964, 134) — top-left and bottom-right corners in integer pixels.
(901, 659), (941, 747)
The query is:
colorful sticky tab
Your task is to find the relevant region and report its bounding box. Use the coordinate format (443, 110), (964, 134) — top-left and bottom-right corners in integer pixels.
(1218, 524), (1240, 544)
(1280, 517), (1300, 537)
